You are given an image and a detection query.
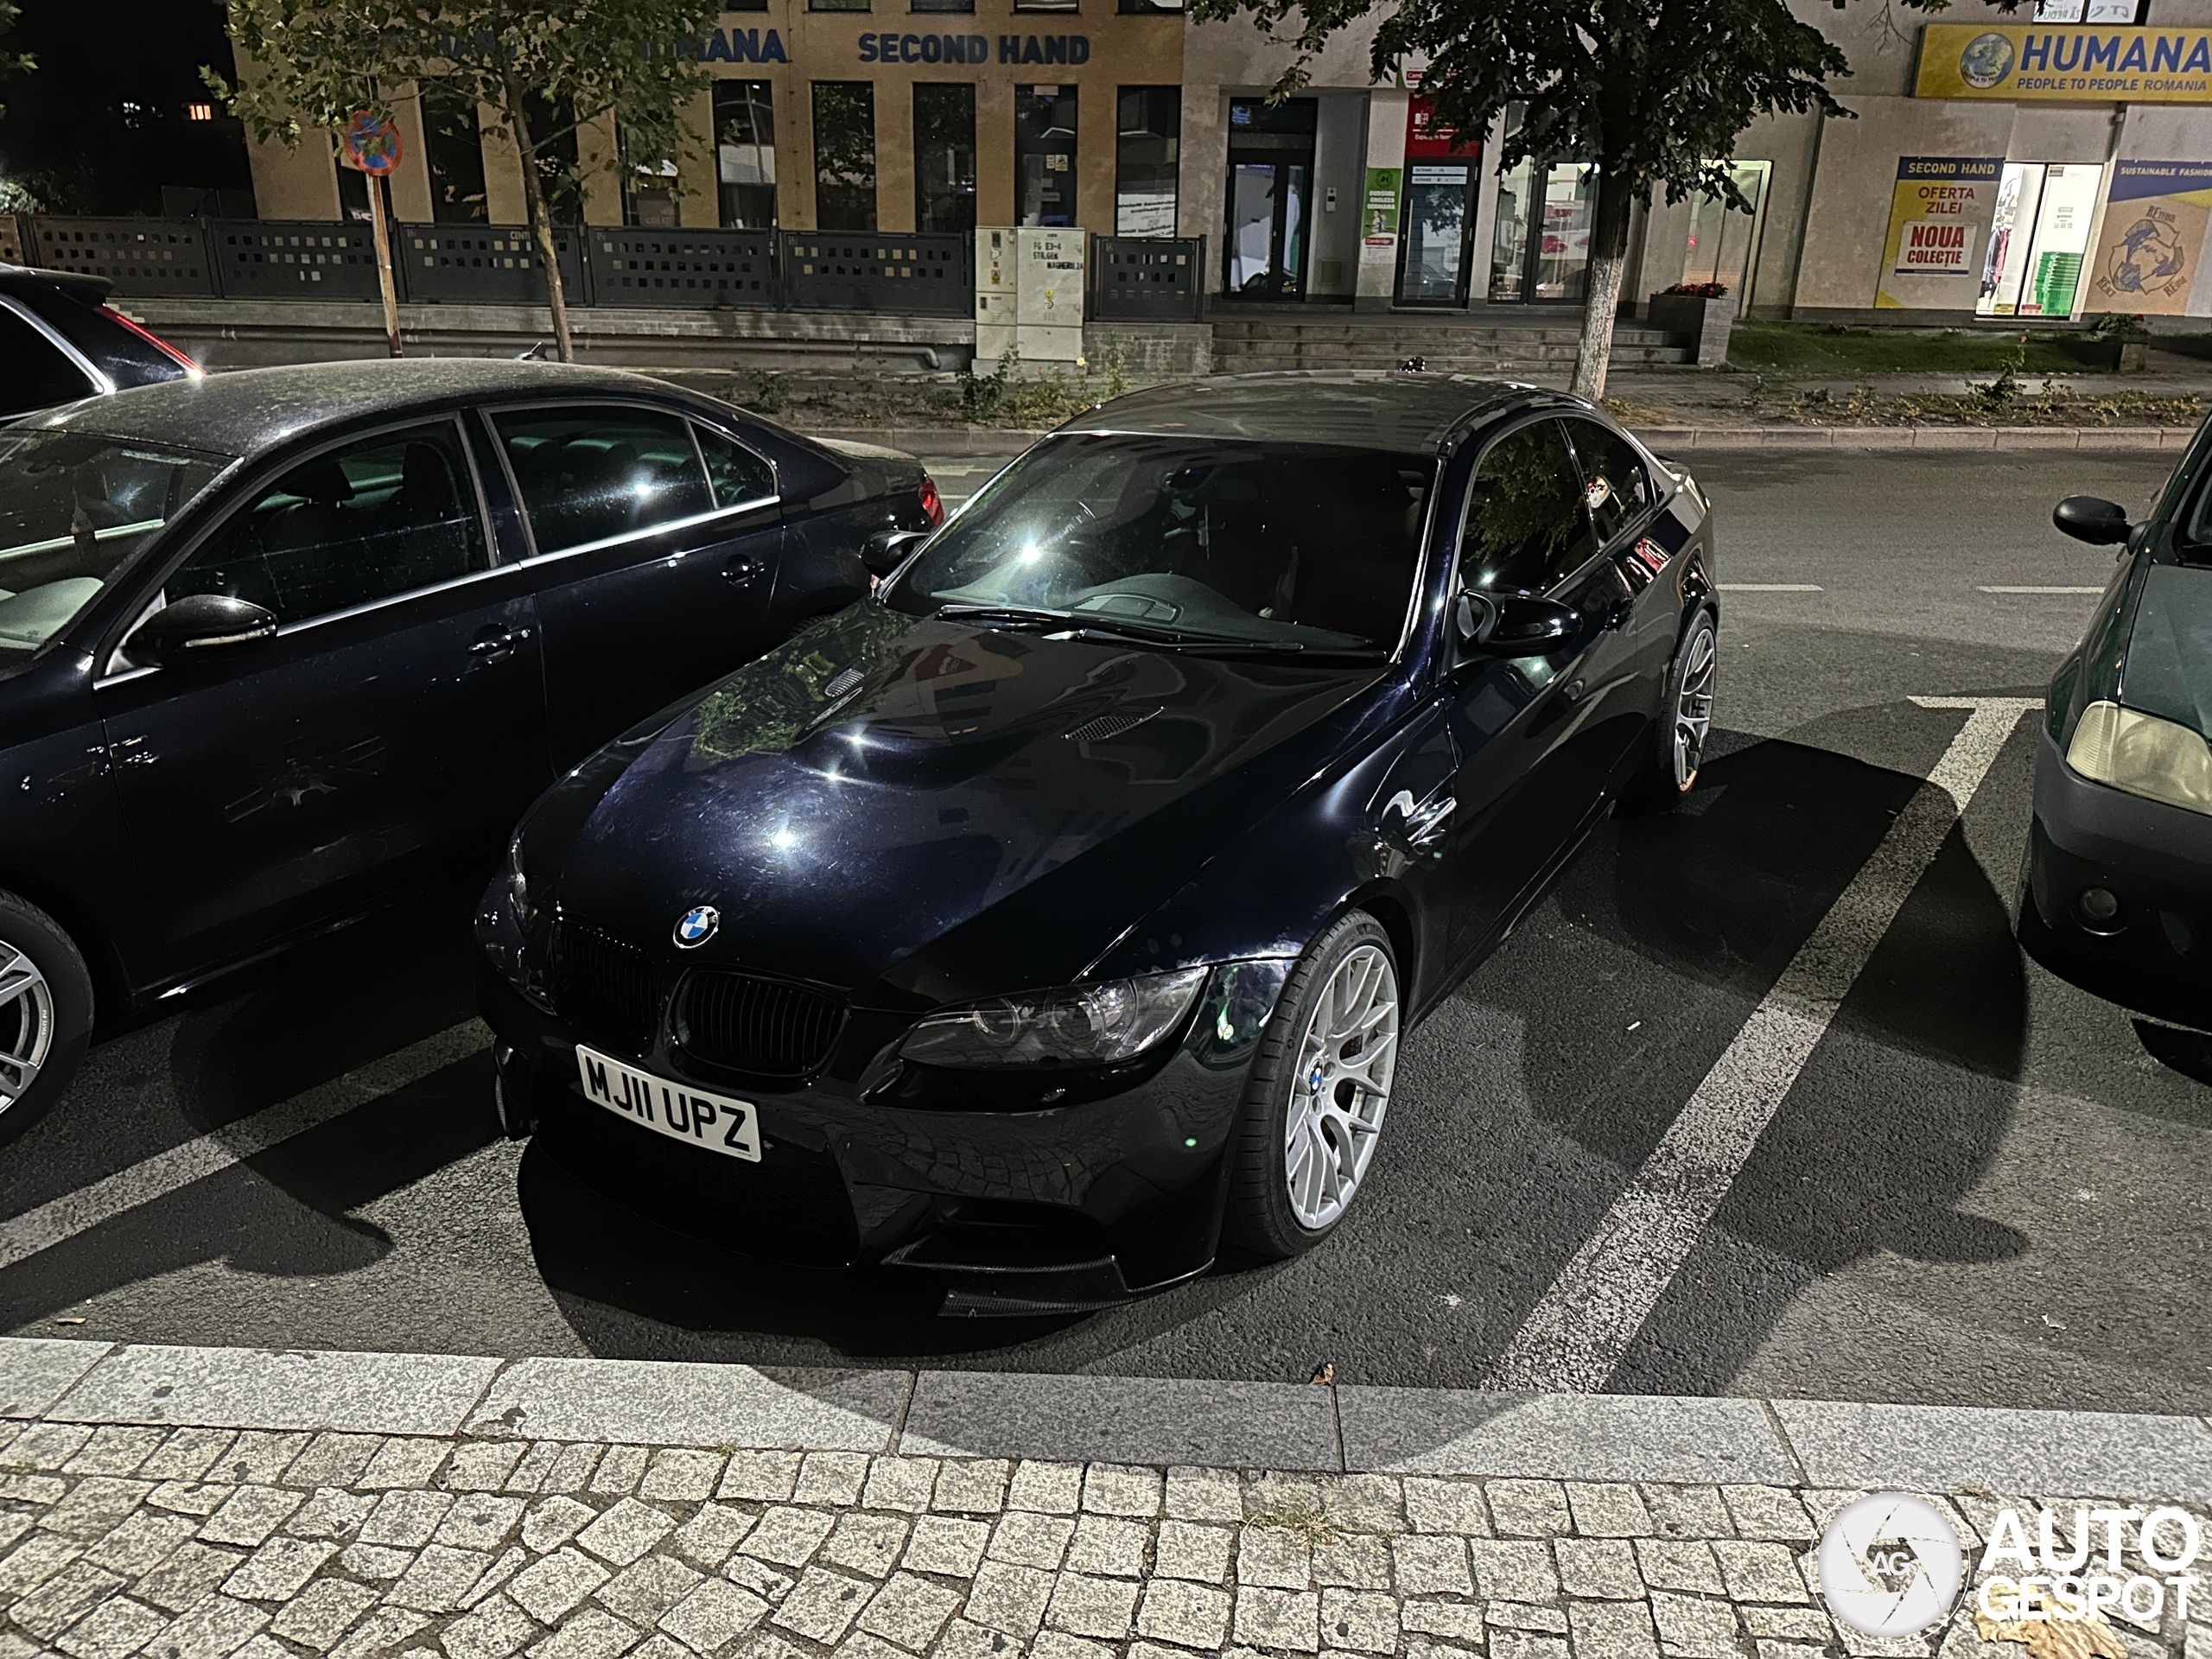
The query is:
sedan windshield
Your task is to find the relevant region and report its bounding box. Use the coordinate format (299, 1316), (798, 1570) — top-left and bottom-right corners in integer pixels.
(0, 428), (232, 660)
(887, 434), (1435, 653)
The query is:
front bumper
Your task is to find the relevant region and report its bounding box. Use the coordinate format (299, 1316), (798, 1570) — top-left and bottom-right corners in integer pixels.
(477, 893), (1293, 1312)
(2018, 728), (2212, 1030)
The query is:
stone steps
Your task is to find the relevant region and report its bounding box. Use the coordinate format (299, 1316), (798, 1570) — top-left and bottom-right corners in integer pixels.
(1206, 316), (1690, 373)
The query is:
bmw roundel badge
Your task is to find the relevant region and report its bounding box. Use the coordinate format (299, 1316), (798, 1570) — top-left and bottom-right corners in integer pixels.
(673, 905), (720, 949)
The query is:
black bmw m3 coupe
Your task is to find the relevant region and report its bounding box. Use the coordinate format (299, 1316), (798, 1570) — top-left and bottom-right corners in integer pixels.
(478, 373), (1719, 1311)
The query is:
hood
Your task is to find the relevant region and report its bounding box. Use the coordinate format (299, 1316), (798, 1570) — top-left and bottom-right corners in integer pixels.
(552, 603), (1387, 1002)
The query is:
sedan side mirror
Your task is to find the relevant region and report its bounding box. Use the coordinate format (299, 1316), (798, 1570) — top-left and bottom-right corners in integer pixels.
(1454, 592), (1582, 655)
(124, 593), (280, 668)
(861, 528), (931, 578)
(2054, 496), (2133, 546)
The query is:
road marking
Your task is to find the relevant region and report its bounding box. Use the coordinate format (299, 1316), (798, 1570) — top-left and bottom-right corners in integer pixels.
(1486, 696), (2041, 1393)
(0, 1021), (487, 1274)
(1976, 585), (2107, 594)
(1719, 583), (1825, 593)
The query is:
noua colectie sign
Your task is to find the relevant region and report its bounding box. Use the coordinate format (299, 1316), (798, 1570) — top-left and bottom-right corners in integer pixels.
(1916, 23), (2212, 102)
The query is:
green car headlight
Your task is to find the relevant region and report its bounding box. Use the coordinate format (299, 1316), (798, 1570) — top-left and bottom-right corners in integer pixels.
(899, 968), (1210, 1068)
(2067, 699), (2212, 816)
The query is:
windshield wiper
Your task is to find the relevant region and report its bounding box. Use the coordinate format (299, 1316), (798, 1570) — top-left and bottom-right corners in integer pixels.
(932, 603), (1321, 653)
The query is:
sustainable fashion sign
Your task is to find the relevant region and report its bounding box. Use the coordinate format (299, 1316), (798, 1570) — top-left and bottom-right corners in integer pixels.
(1876, 156), (2000, 308)
(1916, 23), (2212, 102)
(2088, 161), (2212, 315)
(1363, 168), (1402, 246)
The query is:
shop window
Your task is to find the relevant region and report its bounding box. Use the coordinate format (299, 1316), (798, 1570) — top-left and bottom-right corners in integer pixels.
(1015, 86), (1078, 226)
(1679, 160), (1770, 308)
(421, 80), (488, 223)
(1487, 111), (1595, 303)
(1980, 162), (2103, 318)
(1115, 86), (1179, 237)
(812, 81), (878, 231)
(915, 84), (977, 233)
(521, 92), (585, 223)
(715, 80), (777, 229)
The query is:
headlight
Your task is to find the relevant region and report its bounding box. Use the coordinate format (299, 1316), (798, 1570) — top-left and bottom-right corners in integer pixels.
(2067, 699), (2212, 815)
(899, 968), (1210, 1068)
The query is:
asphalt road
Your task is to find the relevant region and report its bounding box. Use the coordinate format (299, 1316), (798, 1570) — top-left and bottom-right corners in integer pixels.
(4, 448), (2207, 1415)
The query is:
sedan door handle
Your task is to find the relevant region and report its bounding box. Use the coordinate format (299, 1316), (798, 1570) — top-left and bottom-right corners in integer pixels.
(721, 556), (766, 588)
(468, 626), (530, 658)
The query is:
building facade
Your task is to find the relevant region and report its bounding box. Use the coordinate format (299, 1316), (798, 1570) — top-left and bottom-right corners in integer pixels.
(239, 0), (2212, 323)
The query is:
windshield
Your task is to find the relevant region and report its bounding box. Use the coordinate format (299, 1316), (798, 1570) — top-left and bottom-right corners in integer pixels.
(887, 434), (1434, 653)
(0, 428), (232, 660)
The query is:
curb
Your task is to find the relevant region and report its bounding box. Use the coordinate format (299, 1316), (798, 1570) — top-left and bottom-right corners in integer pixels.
(7, 1338), (2209, 1499)
(801, 424), (2192, 456)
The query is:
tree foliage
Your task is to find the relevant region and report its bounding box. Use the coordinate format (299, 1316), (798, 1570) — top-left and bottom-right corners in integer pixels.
(0, 1), (34, 125)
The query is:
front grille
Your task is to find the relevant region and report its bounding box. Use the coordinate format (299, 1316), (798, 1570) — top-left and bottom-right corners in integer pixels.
(679, 970), (846, 1078)
(556, 922), (664, 1055)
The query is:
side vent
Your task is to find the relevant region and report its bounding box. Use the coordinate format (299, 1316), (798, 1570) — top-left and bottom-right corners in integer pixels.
(823, 665), (865, 698)
(1065, 705), (1161, 744)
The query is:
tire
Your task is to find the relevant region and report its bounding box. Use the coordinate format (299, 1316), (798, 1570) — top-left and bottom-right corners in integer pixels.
(0, 891), (92, 1149)
(1223, 910), (1402, 1261)
(1623, 605), (1718, 813)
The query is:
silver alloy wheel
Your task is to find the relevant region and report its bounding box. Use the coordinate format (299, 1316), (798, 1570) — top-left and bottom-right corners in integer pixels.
(0, 938), (51, 1120)
(1284, 942), (1400, 1230)
(1673, 620), (1718, 790)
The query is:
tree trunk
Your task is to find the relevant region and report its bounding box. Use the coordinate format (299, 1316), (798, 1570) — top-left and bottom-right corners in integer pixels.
(1569, 168), (1637, 404)
(505, 79), (575, 364)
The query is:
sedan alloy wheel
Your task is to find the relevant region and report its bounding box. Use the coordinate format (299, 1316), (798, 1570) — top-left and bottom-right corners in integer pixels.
(1672, 615), (1718, 790)
(0, 938), (54, 1121)
(1284, 940), (1399, 1231)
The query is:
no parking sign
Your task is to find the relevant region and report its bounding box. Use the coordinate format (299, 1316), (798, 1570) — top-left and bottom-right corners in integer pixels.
(341, 110), (402, 176)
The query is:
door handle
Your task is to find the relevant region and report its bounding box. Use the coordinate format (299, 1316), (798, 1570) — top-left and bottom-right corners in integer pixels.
(468, 626), (531, 658)
(721, 556), (766, 588)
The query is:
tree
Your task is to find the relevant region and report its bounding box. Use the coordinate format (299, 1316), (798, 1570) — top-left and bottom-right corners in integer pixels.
(211, 0), (720, 361)
(0, 1), (33, 124)
(1192, 0), (1967, 399)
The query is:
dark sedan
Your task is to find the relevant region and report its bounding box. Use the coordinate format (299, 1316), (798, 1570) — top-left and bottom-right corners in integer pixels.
(2021, 459), (2212, 1030)
(0, 358), (939, 1142)
(478, 374), (1719, 1311)
(1, 264), (200, 423)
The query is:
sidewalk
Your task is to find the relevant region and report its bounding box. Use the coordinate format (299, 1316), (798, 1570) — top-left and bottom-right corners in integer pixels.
(3, 1339), (2208, 1659)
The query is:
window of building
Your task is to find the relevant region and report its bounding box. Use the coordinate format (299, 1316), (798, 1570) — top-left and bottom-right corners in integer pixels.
(812, 81), (878, 231)
(1118, 0), (1183, 11)
(521, 93), (584, 224)
(912, 0), (975, 15)
(1015, 0), (1078, 12)
(810, 0), (869, 14)
(715, 81), (778, 229)
(1114, 86), (1178, 237)
(421, 81), (488, 224)
(914, 83), (977, 233)
(1015, 86), (1077, 226)
(620, 125), (682, 227)
(1458, 421), (1596, 597)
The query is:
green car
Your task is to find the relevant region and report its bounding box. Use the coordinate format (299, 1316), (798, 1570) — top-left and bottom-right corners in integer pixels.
(2021, 472), (2212, 1029)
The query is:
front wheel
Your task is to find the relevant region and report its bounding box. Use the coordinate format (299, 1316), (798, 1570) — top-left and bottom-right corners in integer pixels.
(1623, 606), (1718, 812)
(0, 891), (92, 1148)
(1223, 910), (1402, 1261)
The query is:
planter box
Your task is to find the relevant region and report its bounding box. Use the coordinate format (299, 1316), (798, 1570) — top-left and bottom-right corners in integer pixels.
(1648, 290), (1737, 365)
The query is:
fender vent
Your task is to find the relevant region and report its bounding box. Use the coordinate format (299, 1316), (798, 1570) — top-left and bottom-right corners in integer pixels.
(823, 664), (864, 698)
(1065, 705), (1160, 744)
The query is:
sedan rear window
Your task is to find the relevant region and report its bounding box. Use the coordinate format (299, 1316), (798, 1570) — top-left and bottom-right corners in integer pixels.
(0, 429), (232, 660)
(887, 434), (1434, 652)
(493, 407), (716, 555)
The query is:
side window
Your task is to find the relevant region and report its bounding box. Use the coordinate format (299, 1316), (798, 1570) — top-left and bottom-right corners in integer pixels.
(0, 304), (98, 420)
(493, 407), (715, 555)
(1458, 420), (1597, 596)
(695, 424), (778, 510)
(169, 421), (488, 626)
(1563, 417), (1654, 545)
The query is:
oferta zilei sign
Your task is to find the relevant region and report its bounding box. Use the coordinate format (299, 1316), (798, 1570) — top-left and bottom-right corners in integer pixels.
(1916, 23), (2212, 101)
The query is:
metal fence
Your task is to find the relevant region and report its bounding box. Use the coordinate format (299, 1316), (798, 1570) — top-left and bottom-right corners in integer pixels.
(585, 228), (775, 308)
(1090, 236), (1205, 322)
(210, 220), (386, 302)
(779, 234), (972, 317)
(14, 216), (997, 317)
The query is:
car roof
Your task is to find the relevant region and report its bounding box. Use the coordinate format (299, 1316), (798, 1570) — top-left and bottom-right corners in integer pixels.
(0, 263), (111, 308)
(15, 357), (693, 456)
(1057, 372), (1576, 454)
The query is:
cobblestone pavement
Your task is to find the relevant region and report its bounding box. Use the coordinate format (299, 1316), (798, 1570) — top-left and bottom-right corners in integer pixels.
(3, 1414), (2207, 1659)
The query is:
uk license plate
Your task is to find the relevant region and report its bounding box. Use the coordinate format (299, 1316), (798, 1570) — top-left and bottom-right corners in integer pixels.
(574, 1045), (760, 1162)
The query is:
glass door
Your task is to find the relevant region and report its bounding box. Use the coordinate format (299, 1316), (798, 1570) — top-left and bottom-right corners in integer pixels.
(1681, 161), (1771, 306)
(1980, 164), (2046, 315)
(1489, 156), (1534, 301)
(1223, 97), (1316, 299)
(2016, 162), (2101, 317)
(1395, 163), (1477, 305)
(1490, 157), (1596, 302)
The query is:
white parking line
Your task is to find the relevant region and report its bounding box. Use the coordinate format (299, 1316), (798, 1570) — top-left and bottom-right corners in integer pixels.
(1486, 696), (2041, 1393)
(1719, 583), (1825, 593)
(1976, 585), (2107, 594)
(0, 1021), (487, 1274)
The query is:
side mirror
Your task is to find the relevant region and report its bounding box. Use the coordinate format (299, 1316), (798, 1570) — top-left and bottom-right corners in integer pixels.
(124, 593), (279, 668)
(861, 528), (931, 578)
(1454, 592), (1582, 655)
(2054, 496), (2133, 546)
